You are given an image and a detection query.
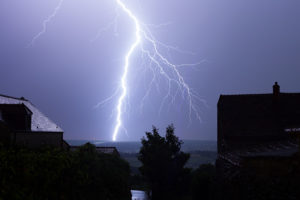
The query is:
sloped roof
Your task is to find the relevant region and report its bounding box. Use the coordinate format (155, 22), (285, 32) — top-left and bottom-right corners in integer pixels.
(0, 94), (63, 132)
(218, 93), (300, 112)
(218, 92), (300, 136)
(219, 140), (299, 167)
(95, 146), (119, 154)
(69, 146), (120, 155)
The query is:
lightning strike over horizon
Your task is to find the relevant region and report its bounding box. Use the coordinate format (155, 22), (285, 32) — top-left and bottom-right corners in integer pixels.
(29, 0), (205, 142)
(110, 0), (204, 141)
(112, 0), (141, 141)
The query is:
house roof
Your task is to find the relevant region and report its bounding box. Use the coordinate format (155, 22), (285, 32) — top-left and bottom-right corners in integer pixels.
(218, 92), (300, 108)
(0, 94), (63, 132)
(69, 146), (120, 155)
(217, 84), (300, 165)
(219, 92), (300, 109)
(218, 92), (300, 136)
(219, 140), (299, 167)
(95, 146), (119, 154)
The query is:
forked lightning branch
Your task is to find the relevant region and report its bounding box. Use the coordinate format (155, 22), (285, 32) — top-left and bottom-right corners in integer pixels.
(29, 0), (203, 141)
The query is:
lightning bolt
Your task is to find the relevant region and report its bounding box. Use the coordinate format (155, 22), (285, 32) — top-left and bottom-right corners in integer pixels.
(113, 0), (141, 141)
(28, 0), (205, 142)
(111, 0), (204, 141)
(28, 0), (63, 47)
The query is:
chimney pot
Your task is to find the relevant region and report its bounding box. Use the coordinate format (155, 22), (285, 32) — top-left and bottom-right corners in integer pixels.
(273, 82), (280, 96)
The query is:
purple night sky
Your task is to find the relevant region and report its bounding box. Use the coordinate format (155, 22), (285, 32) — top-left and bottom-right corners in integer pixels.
(0, 0), (299, 141)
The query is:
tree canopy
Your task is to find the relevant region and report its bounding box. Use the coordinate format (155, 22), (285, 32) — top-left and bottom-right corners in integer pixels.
(138, 124), (190, 200)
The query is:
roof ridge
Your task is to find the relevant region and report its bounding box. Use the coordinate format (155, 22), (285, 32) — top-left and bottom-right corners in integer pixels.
(0, 94), (28, 101)
(220, 93), (273, 96)
(220, 92), (300, 97)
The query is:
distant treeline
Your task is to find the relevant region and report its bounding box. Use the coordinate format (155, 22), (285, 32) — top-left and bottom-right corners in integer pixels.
(121, 150), (217, 171)
(67, 140), (217, 153)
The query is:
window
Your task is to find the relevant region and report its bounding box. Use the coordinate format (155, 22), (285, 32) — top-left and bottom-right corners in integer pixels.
(285, 128), (300, 132)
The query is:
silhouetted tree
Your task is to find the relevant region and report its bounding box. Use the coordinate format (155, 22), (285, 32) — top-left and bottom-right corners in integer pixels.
(138, 125), (190, 200)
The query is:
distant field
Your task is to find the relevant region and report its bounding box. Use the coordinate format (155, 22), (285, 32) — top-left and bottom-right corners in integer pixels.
(186, 151), (217, 168)
(120, 151), (217, 173)
(67, 140), (217, 153)
(67, 140), (217, 172)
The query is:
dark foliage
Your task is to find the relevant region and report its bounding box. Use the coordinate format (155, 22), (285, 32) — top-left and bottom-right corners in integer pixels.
(0, 143), (131, 200)
(130, 174), (149, 191)
(138, 125), (190, 200)
(191, 164), (216, 200)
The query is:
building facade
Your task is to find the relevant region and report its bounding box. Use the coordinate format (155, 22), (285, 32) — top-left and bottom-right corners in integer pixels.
(0, 94), (66, 148)
(216, 83), (300, 199)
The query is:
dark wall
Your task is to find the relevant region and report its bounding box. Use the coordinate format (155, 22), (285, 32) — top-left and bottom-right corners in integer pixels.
(0, 105), (32, 131)
(15, 132), (63, 148)
(0, 122), (13, 146)
(217, 94), (300, 153)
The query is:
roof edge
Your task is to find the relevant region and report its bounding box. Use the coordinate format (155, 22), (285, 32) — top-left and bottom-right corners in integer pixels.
(219, 92), (300, 97)
(0, 94), (28, 101)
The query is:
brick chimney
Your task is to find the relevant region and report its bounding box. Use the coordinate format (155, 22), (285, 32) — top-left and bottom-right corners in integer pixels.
(273, 82), (280, 97)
